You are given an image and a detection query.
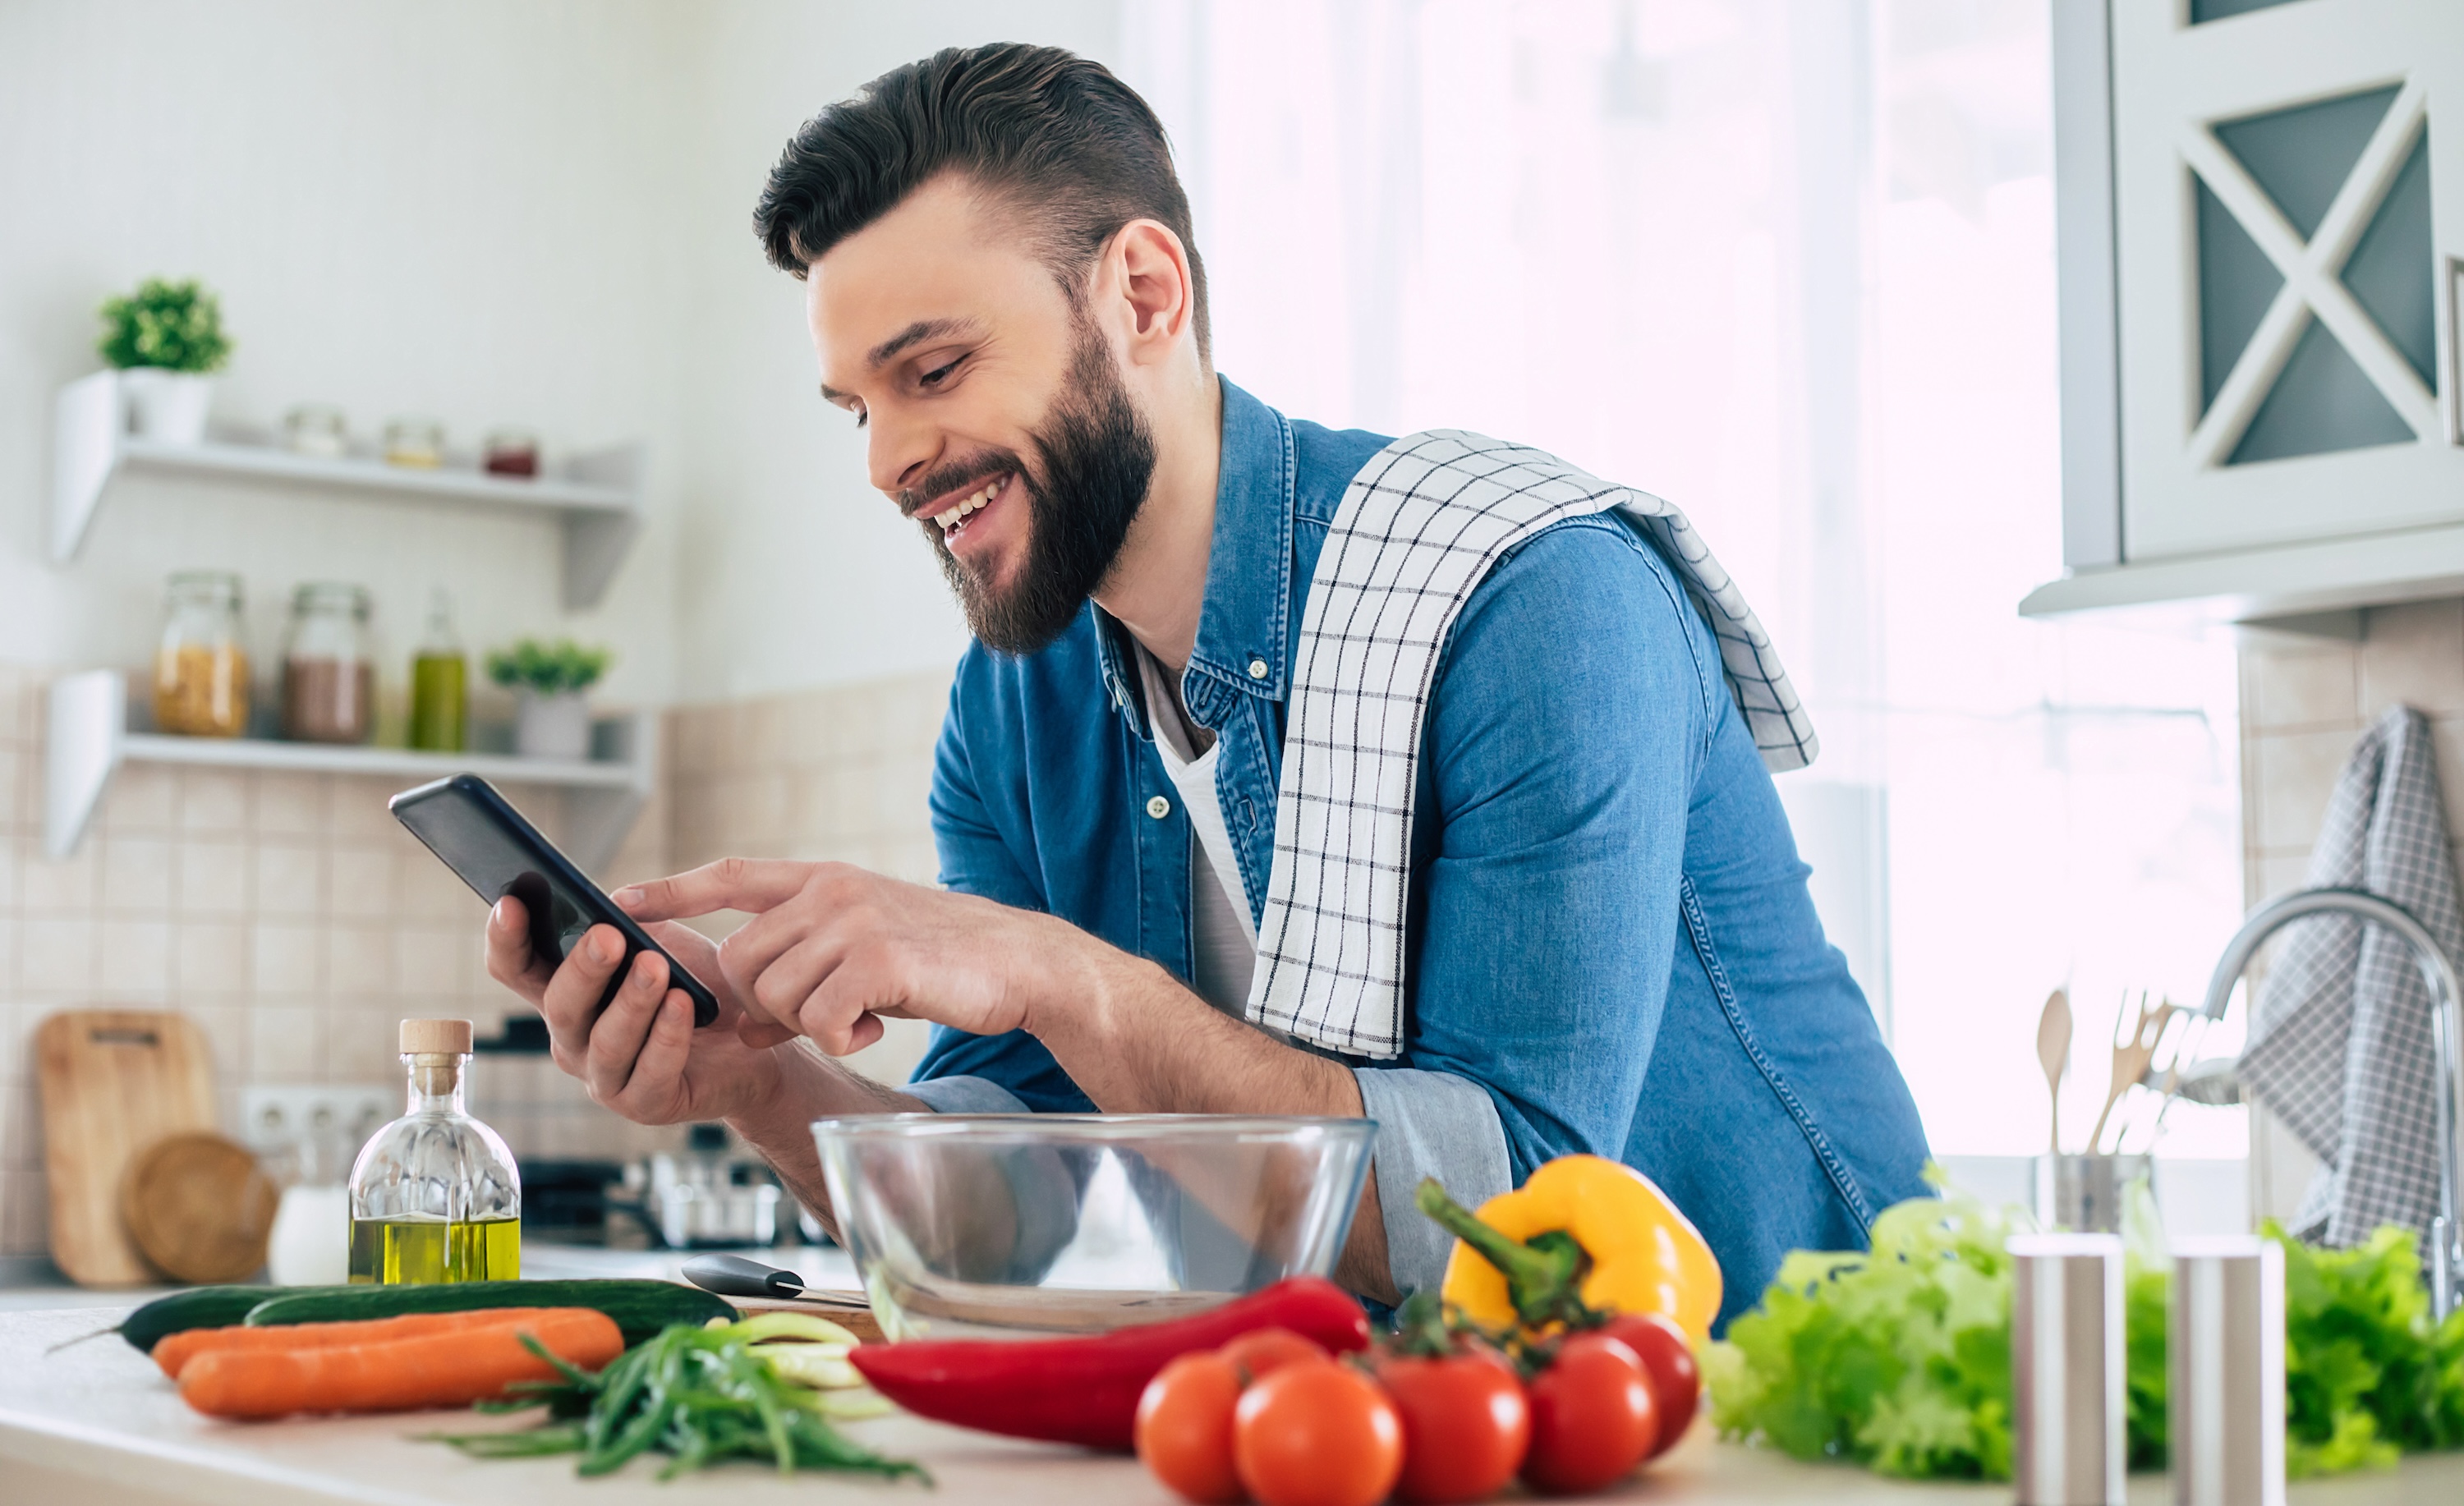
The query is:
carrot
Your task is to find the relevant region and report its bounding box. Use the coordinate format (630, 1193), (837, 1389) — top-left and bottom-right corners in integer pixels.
(177, 1308), (623, 1420)
(154, 1307), (583, 1380)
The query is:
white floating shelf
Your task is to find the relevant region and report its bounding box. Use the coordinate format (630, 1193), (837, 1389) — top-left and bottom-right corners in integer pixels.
(51, 370), (644, 610)
(45, 669), (656, 873)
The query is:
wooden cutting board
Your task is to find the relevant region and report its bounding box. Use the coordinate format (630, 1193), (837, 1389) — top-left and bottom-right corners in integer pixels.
(122, 1132), (279, 1284)
(34, 1008), (218, 1287)
(729, 1294), (884, 1344)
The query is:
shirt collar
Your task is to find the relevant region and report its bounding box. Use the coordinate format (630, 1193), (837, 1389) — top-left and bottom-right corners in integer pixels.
(1095, 376), (1294, 736)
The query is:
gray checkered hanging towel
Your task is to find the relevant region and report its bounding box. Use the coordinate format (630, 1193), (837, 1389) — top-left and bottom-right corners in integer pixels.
(2240, 705), (2459, 1248)
(1244, 431), (1818, 1059)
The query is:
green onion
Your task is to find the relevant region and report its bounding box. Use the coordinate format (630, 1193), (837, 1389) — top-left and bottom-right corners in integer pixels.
(428, 1320), (926, 1484)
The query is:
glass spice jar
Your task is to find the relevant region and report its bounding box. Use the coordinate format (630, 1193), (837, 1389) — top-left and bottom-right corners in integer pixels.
(481, 426), (540, 478)
(383, 416), (444, 469)
(283, 404), (349, 459)
(281, 582), (376, 744)
(154, 571), (250, 737)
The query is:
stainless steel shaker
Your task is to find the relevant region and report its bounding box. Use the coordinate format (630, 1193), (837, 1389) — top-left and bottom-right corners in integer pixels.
(2169, 1237), (2284, 1506)
(2011, 1233), (2126, 1506)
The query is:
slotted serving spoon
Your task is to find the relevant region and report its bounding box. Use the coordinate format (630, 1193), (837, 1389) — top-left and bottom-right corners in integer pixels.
(2085, 993), (2181, 1155)
(2036, 988), (2072, 1155)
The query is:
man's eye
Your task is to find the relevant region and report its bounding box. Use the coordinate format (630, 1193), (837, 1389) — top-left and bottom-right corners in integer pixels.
(920, 357), (963, 388)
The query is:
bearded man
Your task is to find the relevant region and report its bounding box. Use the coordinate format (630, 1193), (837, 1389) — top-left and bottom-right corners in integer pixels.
(485, 42), (1929, 1325)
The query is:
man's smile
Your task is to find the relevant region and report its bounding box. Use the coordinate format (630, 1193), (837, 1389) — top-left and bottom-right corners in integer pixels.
(917, 470), (1018, 553)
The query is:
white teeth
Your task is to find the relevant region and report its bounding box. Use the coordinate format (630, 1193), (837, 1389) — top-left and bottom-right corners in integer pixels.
(933, 477), (1003, 535)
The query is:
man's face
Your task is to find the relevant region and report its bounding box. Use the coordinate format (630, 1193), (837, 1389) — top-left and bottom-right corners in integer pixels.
(809, 175), (1154, 654)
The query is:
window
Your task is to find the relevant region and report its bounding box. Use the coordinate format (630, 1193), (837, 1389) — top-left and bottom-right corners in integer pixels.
(1124, 0), (2247, 1158)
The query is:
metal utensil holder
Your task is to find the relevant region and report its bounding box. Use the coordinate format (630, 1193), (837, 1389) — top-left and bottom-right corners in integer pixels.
(2034, 1154), (2151, 1234)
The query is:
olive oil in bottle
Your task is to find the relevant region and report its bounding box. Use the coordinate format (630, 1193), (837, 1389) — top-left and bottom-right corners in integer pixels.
(347, 1018), (521, 1284)
(407, 589), (467, 753)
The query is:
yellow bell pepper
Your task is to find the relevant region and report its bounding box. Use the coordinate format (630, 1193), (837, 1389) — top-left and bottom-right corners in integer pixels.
(1422, 1155), (1722, 1344)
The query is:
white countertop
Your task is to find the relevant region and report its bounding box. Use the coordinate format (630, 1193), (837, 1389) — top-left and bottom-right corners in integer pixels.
(2, 1303), (2457, 1506)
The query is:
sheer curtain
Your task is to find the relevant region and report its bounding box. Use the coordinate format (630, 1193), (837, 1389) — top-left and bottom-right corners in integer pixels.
(1119, 0), (2246, 1158)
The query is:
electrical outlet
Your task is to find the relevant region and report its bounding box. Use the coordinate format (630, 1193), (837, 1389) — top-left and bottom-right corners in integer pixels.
(241, 1084), (394, 1159)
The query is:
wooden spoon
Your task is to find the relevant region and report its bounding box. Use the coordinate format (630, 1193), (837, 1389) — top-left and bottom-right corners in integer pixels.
(2085, 993), (2181, 1155)
(2036, 989), (2072, 1155)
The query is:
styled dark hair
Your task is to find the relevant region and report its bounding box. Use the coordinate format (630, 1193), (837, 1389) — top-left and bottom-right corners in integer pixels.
(754, 43), (1208, 359)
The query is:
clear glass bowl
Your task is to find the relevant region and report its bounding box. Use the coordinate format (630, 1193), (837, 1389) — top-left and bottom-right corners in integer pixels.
(811, 1113), (1375, 1342)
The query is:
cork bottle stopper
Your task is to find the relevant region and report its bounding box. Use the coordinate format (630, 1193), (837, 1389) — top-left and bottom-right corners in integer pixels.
(399, 1018), (474, 1054)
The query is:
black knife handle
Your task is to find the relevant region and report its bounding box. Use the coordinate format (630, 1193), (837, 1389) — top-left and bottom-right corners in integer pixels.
(681, 1251), (806, 1299)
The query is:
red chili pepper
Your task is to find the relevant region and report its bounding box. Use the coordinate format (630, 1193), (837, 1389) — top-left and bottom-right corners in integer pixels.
(847, 1276), (1371, 1451)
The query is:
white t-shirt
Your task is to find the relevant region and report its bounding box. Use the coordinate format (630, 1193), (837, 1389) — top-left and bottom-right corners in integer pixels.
(1135, 647), (1258, 1017)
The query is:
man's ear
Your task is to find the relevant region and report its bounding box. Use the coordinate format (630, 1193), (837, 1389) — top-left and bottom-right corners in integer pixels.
(1106, 218), (1198, 369)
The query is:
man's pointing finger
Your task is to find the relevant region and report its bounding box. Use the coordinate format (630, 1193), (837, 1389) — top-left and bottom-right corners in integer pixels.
(613, 857), (812, 921)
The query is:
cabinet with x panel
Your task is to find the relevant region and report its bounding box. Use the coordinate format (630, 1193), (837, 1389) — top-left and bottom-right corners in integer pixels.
(2028, 0), (2464, 619)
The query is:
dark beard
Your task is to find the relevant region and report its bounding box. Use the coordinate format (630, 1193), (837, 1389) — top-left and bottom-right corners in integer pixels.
(918, 329), (1156, 656)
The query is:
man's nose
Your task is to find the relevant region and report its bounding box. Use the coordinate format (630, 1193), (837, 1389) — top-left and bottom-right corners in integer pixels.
(867, 408), (936, 502)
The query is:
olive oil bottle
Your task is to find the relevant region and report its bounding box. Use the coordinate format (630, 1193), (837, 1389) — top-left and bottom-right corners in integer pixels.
(407, 589), (467, 753)
(347, 1018), (521, 1284)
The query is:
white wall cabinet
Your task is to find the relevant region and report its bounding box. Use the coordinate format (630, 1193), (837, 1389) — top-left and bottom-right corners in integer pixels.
(2029, 0), (2464, 621)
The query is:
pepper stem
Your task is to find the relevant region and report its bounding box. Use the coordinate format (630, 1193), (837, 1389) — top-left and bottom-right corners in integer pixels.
(1414, 1177), (1592, 1328)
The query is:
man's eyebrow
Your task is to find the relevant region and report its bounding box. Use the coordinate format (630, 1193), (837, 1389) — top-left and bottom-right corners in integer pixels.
(867, 317), (979, 370)
(819, 318), (983, 404)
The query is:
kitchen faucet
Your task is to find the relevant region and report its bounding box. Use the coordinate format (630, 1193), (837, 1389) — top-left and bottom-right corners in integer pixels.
(2200, 887), (2463, 1321)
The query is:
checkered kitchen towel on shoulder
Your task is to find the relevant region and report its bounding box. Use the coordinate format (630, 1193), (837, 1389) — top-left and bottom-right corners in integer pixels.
(2239, 705), (2460, 1247)
(1244, 430), (1817, 1060)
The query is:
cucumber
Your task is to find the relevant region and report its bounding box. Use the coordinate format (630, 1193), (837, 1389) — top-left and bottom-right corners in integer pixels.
(243, 1279), (733, 1346)
(117, 1284), (356, 1353)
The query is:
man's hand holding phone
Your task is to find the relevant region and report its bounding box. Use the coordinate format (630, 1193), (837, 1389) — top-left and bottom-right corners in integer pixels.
(483, 898), (792, 1127)
(480, 838), (1132, 1136)
(611, 857), (1097, 1054)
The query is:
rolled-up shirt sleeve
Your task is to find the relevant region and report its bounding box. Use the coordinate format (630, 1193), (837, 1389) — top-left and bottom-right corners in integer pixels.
(1354, 1066), (1515, 1297)
(901, 1074), (1032, 1114)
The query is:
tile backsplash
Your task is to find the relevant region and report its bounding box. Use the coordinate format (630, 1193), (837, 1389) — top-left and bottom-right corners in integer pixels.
(0, 662), (951, 1259)
(2238, 600), (2464, 901)
(2235, 598), (2464, 1220)
(660, 671), (950, 1092)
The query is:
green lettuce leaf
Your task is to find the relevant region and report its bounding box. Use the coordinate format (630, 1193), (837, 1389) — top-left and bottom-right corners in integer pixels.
(1708, 1180), (2463, 1482)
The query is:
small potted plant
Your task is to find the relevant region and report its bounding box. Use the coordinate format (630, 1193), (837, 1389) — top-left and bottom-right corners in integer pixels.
(98, 278), (234, 444)
(488, 639), (612, 760)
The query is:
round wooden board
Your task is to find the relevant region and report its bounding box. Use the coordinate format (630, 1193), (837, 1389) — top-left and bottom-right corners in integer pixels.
(119, 1132), (280, 1284)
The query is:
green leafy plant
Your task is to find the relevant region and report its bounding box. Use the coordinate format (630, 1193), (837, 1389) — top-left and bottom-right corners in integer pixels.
(2278, 1222), (2464, 1473)
(1705, 1174), (2464, 1482)
(1702, 1172), (2021, 1480)
(97, 278), (232, 372)
(486, 639), (611, 696)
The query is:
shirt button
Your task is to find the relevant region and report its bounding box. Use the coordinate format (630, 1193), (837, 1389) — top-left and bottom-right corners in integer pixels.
(1248, 658), (1270, 680)
(1147, 795), (1171, 820)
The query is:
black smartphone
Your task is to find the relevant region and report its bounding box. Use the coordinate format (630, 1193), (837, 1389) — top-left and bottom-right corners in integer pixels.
(388, 773), (720, 1028)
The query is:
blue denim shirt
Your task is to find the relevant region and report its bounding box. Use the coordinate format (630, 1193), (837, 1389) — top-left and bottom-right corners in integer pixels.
(910, 379), (1931, 1326)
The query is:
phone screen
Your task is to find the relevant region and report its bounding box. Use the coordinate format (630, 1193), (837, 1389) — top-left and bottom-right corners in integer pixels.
(390, 774), (719, 1026)
(410, 796), (598, 957)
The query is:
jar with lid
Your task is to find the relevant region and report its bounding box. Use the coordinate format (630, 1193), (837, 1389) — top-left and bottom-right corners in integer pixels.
(383, 416), (444, 469)
(283, 404), (349, 459)
(153, 571), (250, 737)
(281, 582), (376, 744)
(482, 425), (540, 478)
